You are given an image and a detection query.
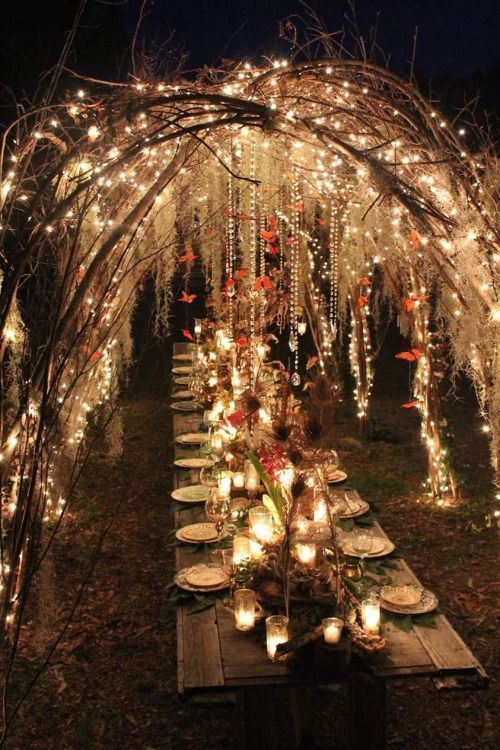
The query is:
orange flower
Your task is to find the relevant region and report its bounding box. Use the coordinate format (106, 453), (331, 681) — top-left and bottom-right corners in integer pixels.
(178, 291), (197, 303)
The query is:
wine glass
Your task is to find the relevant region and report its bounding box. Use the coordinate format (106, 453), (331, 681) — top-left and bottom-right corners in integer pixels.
(200, 465), (217, 487)
(205, 492), (230, 535)
(351, 529), (374, 572)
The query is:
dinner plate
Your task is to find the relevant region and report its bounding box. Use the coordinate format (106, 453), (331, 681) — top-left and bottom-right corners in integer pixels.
(379, 584), (438, 615)
(343, 537), (395, 558)
(327, 470), (348, 484)
(176, 523), (221, 543)
(172, 366), (193, 374)
(173, 353), (192, 361)
(175, 564), (230, 593)
(174, 457), (214, 469)
(174, 376), (190, 385)
(172, 389), (194, 399)
(171, 485), (210, 503)
(175, 432), (209, 445)
(170, 401), (200, 412)
(339, 496), (370, 519)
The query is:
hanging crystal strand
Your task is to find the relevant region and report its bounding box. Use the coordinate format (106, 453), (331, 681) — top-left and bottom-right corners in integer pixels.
(226, 145), (235, 336)
(290, 173), (301, 387)
(258, 186), (267, 339)
(249, 135), (257, 388)
(329, 202), (340, 342)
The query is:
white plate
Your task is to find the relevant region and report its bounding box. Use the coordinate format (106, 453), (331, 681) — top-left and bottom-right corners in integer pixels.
(174, 376), (190, 385)
(380, 585), (438, 615)
(327, 470), (348, 484)
(340, 498), (370, 519)
(172, 366), (193, 374)
(174, 457), (214, 469)
(171, 485), (210, 503)
(173, 353), (192, 361)
(173, 389), (194, 399)
(343, 538), (395, 558)
(175, 432), (209, 445)
(175, 564), (229, 593)
(170, 401), (200, 411)
(176, 523), (220, 543)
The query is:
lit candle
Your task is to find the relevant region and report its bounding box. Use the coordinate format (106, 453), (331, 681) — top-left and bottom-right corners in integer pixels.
(278, 467), (294, 490)
(234, 588), (256, 631)
(211, 432), (224, 457)
(249, 506), (273, 543)
(233, 471), (245, 489)
(249, 538), (263, 559)
(295, 543), (317, 567)
(258, 407), (271, 424)
(322, 617), (344, 644)
(361, 597), (381, 635)
(245, 475), (259, 494)
(266, 615), (289, 660)
(218, 474), (232, 497)
(233, 535), (251, 565)
(194, 319), (202, 337)
(314, 497), (328, 523)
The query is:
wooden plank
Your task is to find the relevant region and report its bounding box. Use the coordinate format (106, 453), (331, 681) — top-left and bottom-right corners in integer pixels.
(179, 604), (225, 691)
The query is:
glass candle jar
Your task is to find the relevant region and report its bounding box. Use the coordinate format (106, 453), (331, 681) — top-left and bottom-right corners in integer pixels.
(232, 471), (245, 489)
(233, 534), (251, 565)
(322, 617), (344, 644)
(361, 597), (381, 635)
(234, 588), (256, 631)
(266, 615), (289, 660)
(249, 506), (273, 543)
(295, 542), (317, 567)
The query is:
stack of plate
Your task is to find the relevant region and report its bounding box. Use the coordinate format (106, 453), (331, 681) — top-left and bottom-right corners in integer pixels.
(172, 366), (193, 375)
(174, 457), (214, 469)
(342, 535), (395, 558)
(173, 353), (193, 362)
(171, 485), (209, 503)
(176, 522), (222, 544)
(175, 432), (209, 446)
(380, 584), (438, 614)
(170, 401), (200, 412)
(175, 564), (229, 592)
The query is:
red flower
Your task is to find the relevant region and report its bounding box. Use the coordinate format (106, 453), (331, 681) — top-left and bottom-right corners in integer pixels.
(226, 410), (245, 428)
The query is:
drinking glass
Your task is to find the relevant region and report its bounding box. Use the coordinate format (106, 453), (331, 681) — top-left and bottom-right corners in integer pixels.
(351, 529), (374, 571)
(205, 492), (230, 535)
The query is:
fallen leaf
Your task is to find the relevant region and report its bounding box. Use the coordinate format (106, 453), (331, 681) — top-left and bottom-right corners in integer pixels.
(181, 329), (194, 341)
(178, 291), (197, 303)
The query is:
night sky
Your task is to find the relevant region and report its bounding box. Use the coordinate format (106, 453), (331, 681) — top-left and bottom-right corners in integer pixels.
(0, 0), (499, 103)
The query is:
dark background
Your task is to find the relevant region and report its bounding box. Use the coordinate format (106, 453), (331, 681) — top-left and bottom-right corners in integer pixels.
(0, 1), (499, 115)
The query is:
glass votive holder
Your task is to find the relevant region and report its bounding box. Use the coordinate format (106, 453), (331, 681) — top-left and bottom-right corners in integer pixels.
(234, 588), (256, 631)
(233, 534), (251, 565)
(232, 471), (245, 489)
(295, 542), (317, 567)
(266, 615), (289, 660)
(249, 506), (273, 543)
(361, 596), (381, 635)
(322, 617), (344, 645)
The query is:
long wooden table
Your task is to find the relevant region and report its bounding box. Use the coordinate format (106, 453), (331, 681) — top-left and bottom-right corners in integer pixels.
(170, 344), (487, 749)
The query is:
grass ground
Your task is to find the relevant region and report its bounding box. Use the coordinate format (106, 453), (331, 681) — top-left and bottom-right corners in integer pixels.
(5, 339), (499, 750)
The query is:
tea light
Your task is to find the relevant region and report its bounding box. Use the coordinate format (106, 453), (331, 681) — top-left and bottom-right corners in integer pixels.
(233, 534), (251, 565)
(361, 597), (381, 635)
(322, 617), (344, 644)
(314, 497), (328, 523)
(266, 615), (289, 660)
(249, 506), (273, 543)
(244, 462), (260, 483)
(234, 588), (256, 631)
(278, 467), (294, 490)
(194, 319), (202, 337)
(233, 472), (245, 489)
(218, 474), (232, 497)
(295, 542), (317, 567)
(245, 475), (259, 495)
(249, 538), (263, 559)
(211, 432), (224, 455)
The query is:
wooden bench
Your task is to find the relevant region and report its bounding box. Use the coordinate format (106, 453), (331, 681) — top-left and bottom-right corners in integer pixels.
(169, 359), (488, 749)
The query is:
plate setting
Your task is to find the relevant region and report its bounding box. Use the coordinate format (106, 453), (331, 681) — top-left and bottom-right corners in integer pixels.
(342, 536), (395, 558)
(172, 389), (194, 399)
(170, 401), (200, 412)
(176, 522), (226, 544)
(326, 469), (348, 484)
(174, 457), (214, 469)
(379, 584), (438, 615)
(175, 563), (230, 592)
(173, 353), (192, 361)
(171, 485), (210, 503)
(175, 432), (209, 445)
(172, 366), (193, 375)
(174, 376), (190, 385)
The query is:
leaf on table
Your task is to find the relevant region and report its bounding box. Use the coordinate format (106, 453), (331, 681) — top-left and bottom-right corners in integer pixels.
(186, 595), (217, 615)
(383, 612), (413, 633)
(413, 612), (439, 629)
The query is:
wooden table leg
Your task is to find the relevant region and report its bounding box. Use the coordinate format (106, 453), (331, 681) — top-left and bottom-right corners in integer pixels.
(347, 672), (386, 750)
(241, 686), (301, 750)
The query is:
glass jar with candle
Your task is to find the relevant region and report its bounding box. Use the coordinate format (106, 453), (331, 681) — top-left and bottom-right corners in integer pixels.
(266, 615), (289, 660)
(295, 542), (317, 567)
(234, 588), (256, 631)
(322, 617), (344, 645)
(361, 595), (381, 635)
(248, 506), (274, 544)
(232, 471), (245, 490)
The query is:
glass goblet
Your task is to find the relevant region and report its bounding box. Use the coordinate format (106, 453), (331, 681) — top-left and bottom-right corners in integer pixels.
(205, 492), (230, 535)
(351, 529), (374, 572)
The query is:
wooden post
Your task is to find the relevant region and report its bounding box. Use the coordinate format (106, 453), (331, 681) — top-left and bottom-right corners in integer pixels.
(347, 671), (386, 750)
